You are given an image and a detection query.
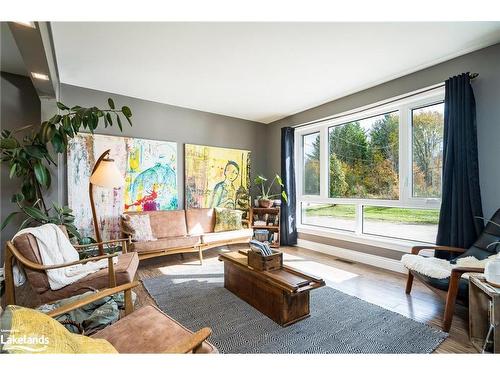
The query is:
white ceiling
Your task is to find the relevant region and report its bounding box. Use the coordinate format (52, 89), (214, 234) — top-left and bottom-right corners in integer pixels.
(51, 22), (500, 124)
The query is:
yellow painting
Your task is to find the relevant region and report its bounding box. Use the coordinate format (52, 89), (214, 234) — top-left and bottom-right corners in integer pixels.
(185, 144), (250, 209)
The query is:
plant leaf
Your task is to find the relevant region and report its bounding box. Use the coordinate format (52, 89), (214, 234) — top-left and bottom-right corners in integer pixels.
(51, 132), (64, 153)
(49, 114), (62, 125)
(22, 183), (36, 202)
(1, 211), (21, 231)
(33, 161), (49, 188)
(281, 190), (288, 202)
(11, 193), (24, 203)
(9, 163), (17, 178)
(0, 138), (18, 149)
(116, 114), (123, 131)
(22, 205), (49, 222)
(57, 102), (69, 110)
(65, 224), (81, 239)
(108, 98), (115, 109)
(121, 106), (132, 118)
(106, 113), (113, 126)
(276, 174), (284, 187)
(24, 145), (47, 159)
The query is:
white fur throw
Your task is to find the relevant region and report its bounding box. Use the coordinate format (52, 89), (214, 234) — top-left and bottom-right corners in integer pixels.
(401, 254), (493, 279)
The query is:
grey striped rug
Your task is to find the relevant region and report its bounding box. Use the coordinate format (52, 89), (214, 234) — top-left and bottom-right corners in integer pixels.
(142, 264), (447, 353)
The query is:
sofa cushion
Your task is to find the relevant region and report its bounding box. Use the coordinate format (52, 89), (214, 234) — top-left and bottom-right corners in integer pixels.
(130, 236), (201, 253)
(39, 252), (139, 304)
(92, 305), (217, 353)
(121, 214), (156, 242)
(124, 210), (188, 238)
(201, 228), (253, 244)
(213, 208), (244, 232)
(186, 208), (215, 235)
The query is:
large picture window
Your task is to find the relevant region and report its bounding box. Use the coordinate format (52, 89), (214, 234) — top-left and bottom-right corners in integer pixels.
(296, 87), (444, 244)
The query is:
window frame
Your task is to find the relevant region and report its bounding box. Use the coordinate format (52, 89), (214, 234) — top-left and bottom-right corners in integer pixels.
(295, 86), (444, 242)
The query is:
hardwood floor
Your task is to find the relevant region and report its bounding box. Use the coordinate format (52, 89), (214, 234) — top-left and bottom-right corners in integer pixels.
(12, 244), (477, 353)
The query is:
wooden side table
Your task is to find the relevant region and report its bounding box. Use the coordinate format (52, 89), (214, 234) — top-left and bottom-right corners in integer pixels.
(469, 274), (500, 353)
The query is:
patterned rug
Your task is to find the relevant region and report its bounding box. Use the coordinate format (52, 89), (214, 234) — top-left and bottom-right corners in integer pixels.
(142, 260), (447, 353)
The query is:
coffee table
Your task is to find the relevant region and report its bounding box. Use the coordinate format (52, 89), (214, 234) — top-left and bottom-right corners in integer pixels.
(218, 250), (325, 326)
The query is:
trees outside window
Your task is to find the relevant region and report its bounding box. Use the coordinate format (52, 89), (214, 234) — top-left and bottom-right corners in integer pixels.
(412, 103), (444, 198)
(303, 132), (320, 195)
(328, 112), (399, 199)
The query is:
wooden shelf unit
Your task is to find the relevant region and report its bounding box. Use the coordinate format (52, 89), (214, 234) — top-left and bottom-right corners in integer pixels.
(249, 206), (281, 248)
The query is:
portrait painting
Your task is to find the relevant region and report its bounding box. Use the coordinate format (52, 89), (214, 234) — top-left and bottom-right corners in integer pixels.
(184, 144), (251, 210)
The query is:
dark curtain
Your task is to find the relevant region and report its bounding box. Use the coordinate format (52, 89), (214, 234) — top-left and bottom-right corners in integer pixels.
(436, 73), (484, 259)
(280, 127), (298, 245)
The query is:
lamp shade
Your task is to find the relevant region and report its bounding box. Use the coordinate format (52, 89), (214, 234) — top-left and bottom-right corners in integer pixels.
(89, 159), (125, 188)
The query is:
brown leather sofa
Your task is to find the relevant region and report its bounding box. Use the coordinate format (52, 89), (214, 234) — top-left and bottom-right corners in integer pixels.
(122, 208), (253, 263)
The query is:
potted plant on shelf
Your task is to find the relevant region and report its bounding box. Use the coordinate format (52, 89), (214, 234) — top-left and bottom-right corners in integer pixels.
(254, 174), (288, 208)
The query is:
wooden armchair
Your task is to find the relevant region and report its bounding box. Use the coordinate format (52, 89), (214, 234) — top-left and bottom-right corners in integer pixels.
(405, 209), (500, 332)
(46, 282), (217, 353)
(3, 232), (139, 306)
(405, 245), (484, 332)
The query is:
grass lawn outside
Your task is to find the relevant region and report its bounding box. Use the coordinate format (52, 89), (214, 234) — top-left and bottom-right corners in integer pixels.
(304, 204), (439, 224)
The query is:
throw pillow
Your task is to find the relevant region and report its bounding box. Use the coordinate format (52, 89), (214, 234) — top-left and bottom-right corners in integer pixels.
(214, 208), (244, 232)
(121, 214), (157, 242)
(0, 305), (117, 353)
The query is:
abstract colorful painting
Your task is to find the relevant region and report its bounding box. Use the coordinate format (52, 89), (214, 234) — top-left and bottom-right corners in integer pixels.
(67, 134), (177, 240)
(185, 144), (250, 209)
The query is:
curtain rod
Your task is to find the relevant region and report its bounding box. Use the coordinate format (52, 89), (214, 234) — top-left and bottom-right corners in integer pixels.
(293, 72), (479, 130)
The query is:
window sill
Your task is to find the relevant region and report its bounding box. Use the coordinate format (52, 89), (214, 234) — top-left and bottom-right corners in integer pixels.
(297, 224), (435, 253)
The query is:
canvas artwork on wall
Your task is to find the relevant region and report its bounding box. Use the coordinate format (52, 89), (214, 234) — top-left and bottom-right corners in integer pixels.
(185, 144), (251, 209)
(67, 133), (177, 240)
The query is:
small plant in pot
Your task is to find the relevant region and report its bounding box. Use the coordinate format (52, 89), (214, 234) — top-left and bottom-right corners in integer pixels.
(254, 174), (287, 208)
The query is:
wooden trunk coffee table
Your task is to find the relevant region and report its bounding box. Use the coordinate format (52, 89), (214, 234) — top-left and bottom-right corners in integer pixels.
(218, 250), (325, 326)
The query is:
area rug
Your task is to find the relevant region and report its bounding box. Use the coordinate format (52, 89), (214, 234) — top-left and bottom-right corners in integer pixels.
(142, 262), (447, 353)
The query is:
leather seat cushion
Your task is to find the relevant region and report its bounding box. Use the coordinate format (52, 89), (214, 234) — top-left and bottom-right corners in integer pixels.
(186, 208), (215, 235)
(39, 252), (139, 304)
(92, 305), (218, 353)
(201, 228), (253, 244)
(130, 236), (201, 253)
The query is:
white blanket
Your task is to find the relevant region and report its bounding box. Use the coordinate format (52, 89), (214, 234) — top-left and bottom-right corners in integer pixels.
(401, 253), (494, 279)
(13, 224), (117, 290)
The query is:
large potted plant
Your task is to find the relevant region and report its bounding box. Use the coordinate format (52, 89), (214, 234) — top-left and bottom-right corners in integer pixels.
(0, 98), (132, 241)
(254, 174), (288, 208)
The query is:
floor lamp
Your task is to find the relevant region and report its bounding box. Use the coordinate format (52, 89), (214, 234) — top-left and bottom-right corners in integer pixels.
(89, 149), (125, 252)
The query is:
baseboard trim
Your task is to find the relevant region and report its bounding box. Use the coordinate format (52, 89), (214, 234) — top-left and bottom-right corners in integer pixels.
(297, 239), (407, 274)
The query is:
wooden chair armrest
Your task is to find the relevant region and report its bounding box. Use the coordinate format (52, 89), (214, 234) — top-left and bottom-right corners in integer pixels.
(7, 240), (120, 271)
(74, 238), (129, 250)
(451, 267), (484, 277)
(411, 245), (467, 255)
(163, 327), (212, 353)
(46, 281), (139, 318)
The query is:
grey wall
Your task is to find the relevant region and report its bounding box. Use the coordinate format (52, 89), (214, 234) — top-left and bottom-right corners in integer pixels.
(0, 72), (41, 262)
(267, 42), (500, 220)
(58, 83), (268, 207)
